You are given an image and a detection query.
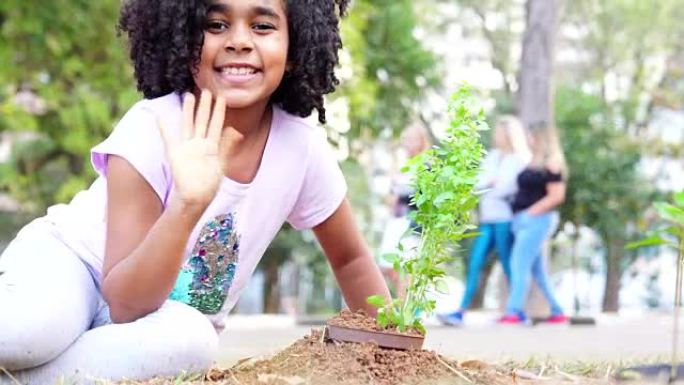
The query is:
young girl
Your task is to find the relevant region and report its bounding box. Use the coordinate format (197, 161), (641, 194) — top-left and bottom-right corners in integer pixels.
(0, 0), (390, 383)
(438, 116), (530, 326)
(498, 125), (568, 324)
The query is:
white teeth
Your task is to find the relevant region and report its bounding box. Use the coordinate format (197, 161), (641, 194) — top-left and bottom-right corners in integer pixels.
(221, 67), (256, 75)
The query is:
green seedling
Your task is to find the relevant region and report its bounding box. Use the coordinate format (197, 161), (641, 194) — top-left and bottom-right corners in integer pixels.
(368, 86), (486, 333)
(627, 191), (684, 381)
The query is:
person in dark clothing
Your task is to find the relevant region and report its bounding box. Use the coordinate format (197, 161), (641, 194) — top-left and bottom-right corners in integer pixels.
(498, 125), (568, 324)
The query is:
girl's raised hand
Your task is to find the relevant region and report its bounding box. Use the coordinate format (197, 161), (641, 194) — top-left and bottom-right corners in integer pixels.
(159, 90), (240, 208)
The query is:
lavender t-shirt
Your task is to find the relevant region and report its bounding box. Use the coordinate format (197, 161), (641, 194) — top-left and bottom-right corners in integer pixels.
(44, 93), (347, 330)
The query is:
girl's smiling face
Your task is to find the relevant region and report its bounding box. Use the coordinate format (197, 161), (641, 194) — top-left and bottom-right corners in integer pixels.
(194, 0), (289, 109)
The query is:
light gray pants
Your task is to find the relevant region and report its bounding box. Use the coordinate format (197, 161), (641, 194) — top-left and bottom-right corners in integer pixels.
(0, 221), (218, 385)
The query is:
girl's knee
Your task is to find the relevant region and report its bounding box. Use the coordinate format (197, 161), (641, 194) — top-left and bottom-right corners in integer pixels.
(158, 301), (219, 366)
(0, 326), (57, 371)
(179, 323), (219, 369)
(0, 299), (92, 371)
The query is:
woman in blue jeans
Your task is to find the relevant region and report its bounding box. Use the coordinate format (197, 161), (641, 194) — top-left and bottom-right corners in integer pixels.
(438, 116), (530, 326)
(499, 126), (568, 324)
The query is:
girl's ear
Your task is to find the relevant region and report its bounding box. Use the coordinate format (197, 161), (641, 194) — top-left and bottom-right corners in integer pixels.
(285, 62), (293, 72)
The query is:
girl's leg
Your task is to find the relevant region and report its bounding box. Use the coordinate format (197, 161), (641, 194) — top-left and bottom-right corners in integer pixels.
(458, 224), (494, 310)
(505, 213), (552, 314)
(531, 212), (564, 314)
(493, 221), (513, 283)
(12, 300), (218, 385)
(531, 254), (564, 315)
(0, 222), (99, 371)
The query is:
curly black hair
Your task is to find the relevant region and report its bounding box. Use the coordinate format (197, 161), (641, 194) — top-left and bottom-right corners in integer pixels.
(118, 0), (349, 124)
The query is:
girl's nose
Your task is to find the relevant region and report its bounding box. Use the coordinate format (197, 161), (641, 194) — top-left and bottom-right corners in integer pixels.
(224, 24), (254, 52)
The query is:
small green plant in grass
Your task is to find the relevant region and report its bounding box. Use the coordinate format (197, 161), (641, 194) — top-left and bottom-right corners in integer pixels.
(627, 191), (684, 252)
(627, 191), (684, 381)
(367, 86), (486, 333)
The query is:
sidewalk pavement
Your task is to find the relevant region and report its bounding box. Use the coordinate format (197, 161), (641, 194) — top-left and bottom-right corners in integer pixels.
(217, 310), (682, 367)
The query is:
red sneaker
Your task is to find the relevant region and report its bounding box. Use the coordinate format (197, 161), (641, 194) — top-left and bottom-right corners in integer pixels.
(497, 313), (526, 324)
(545, 314), (570, 324)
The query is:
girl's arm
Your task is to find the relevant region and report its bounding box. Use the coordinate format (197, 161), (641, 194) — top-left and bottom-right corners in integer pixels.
(313, 199), (391, 315)
(474, 152), (496, 190)
(102, 156), (207, 323)
(487, 157), (523, 199)
(103, 91), (235, 323)
(527, 162), (566, 216)
(526, 180), (565, 215)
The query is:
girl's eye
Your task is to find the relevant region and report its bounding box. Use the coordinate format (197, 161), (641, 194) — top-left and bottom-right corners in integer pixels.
(252, 23), (275, 32)
(206, 20), (229, 33)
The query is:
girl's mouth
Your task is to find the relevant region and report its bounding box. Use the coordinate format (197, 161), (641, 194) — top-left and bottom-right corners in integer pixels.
(215, 65), (261, 85)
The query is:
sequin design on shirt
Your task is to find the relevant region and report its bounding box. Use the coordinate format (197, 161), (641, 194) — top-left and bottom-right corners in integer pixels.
(169, 213), (240, 314)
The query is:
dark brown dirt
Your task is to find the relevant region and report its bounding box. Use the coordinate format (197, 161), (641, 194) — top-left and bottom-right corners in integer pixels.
(326, 309), (424, 337)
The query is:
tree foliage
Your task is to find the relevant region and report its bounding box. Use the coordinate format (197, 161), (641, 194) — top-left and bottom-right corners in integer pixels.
(555, 86), (654, 310)
(0, 0), (139, 212)
(555, 87), (648, 239)
(563, 0), (684, 138)
(337, 0), (439, 146)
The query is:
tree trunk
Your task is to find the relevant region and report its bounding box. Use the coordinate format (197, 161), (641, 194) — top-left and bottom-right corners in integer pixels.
(516, 0), (562, 130)
(602, 237), (625, 312)
(262, 257), (281, 314)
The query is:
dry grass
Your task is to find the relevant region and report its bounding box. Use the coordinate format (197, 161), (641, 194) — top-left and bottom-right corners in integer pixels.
(6, 349), (674, 385)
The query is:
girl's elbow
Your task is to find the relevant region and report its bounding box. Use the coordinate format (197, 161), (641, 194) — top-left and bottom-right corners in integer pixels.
(556, 194), (565, 205)
(108, 305), (139, 324)
(102, 284), (157, 324)
(557, 191), (566, 204)
(548, 188), (565, 206)
(103, 289), (138, 323)
(107, 300), (158, 324)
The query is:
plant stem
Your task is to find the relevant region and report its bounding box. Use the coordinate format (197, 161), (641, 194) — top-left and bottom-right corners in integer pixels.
(672, 228), (684, 382)
(401, 228), (430, 324)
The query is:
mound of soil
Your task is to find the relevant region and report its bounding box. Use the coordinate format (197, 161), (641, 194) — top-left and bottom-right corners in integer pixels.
(206, 329), (509, 385)
(326, 309), (424, 337)
(120, 313), (614, 384)
(124, 328), (616, 384)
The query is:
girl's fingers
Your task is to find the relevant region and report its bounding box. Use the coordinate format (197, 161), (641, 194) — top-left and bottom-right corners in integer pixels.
(207, 96), (226, 143)
(182, 93), (195, 140)
(194, 89), (212, 138)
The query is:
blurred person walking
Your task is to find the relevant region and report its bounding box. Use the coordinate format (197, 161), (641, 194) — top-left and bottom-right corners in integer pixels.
(438, 116), (530, 326)
(498, 124), (568, 325)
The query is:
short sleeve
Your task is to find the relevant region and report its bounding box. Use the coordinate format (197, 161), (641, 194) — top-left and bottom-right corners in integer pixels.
(287, 132), (348, 230)
(547, 170), (563, 182)
(90, 102), (171, 205)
